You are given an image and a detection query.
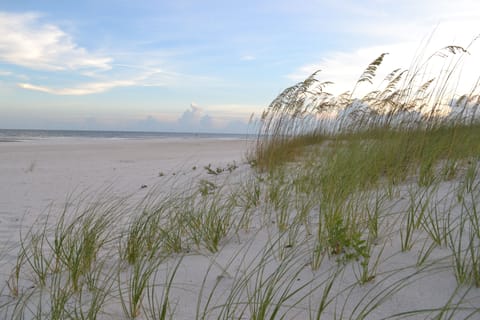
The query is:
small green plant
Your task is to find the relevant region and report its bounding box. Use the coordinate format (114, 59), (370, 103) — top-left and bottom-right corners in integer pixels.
(353, 234), (383, 284)
(119, 256), (163, 319)
(311, 221), (326, 271)
(401, 186), (434, 251)
(441, 159), (458, 180)
(123, 212), (154, 265)
(420, 196), (451, 247)
(19, 225), (52, 287)
(238, 175), (261, 210)
(143, 258), (182, 320)
(226, 161), (238, 173)
(365, 191), (386, 241)
(416, 238), (437, 267)
(400, 208), (416, 252)
(204, 163), (224, 175)
(464, 160), (479, 193)
(183, 192), (234, 253)
(7, 249), (26, 298)
(418, 159), (436, 187)
(198, 179), (217, 196)
(323, 210), (364, 260)
(448, 216), (471, 285)
(58, 209), (115, 292)
(48, 271), (72, 320)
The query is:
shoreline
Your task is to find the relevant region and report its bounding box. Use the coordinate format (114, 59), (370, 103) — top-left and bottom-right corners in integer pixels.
(0, 128), (256, 142)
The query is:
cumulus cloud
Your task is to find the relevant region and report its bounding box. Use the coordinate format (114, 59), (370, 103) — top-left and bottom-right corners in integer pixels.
(173, 103), (252, 133)
(178, 103), (204, 126)
(0, 12), (111, 71)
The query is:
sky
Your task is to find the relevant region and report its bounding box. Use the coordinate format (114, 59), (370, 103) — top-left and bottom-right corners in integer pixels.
(0, 0), (479, 133)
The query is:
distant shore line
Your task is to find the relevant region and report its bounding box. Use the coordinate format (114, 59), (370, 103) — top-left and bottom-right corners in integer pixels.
(0, 128), (256, 141)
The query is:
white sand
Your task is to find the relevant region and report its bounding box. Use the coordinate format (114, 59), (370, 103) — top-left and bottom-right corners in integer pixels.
(0, 137), (249, 252)
(0, 137), (479, 319)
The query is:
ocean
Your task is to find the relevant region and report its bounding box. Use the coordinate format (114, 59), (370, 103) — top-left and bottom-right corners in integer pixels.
(0, 129), (252, 142)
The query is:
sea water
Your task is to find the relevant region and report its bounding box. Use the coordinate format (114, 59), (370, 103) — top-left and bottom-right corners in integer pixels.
(0, 128), (251, 142)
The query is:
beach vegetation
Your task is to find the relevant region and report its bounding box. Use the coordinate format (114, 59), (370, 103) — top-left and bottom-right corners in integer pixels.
(1, 41), (480, 319)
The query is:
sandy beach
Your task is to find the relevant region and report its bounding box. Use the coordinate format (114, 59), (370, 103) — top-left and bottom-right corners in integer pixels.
(0, 135), (479, 319)
(0, 137), (249, 243)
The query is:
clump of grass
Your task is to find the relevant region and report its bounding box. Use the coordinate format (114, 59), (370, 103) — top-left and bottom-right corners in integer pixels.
(234, 174), (262, 230)
(71, 260), (115, 320)
(6, 250), (25, 298)
(183, 190), (235, 253)
(50, 196), (123, 292)
(198, 179), (217, 197)
(448, 170), (480, 287)
(122, 205), (169, 265)
(119, 255), (163, 319)
(18, 219), (52, 288)
(143, 258), (182, 320)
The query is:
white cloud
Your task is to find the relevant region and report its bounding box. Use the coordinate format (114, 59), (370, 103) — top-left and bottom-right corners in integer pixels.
(177, 103), (206, 126)
(287, 2), (480, 96)
(17, 79), (136, 95)
(16, 68), (175, 95)
(0, 12), (250, 96)
(175, 103), (255, 132)
(15, 57), (219, 95)
(287, 42), (417, 95)
(0, 12), (111, 71)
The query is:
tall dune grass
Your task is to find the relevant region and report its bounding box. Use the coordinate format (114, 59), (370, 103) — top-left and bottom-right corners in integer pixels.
(253, 42), (479, 171)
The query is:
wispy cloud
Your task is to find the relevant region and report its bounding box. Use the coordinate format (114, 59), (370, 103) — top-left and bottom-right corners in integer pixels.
(16, 64), (159, 95)
(18, 80), (136, 95)
(0, 12), (111, 71)
(16, 66), (220, 95)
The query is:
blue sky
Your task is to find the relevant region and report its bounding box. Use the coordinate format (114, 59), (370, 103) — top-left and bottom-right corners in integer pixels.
(0, 0), (479, 133)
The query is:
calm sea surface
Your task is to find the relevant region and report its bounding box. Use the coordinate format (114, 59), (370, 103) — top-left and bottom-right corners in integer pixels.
(0, 129), (252, 142)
